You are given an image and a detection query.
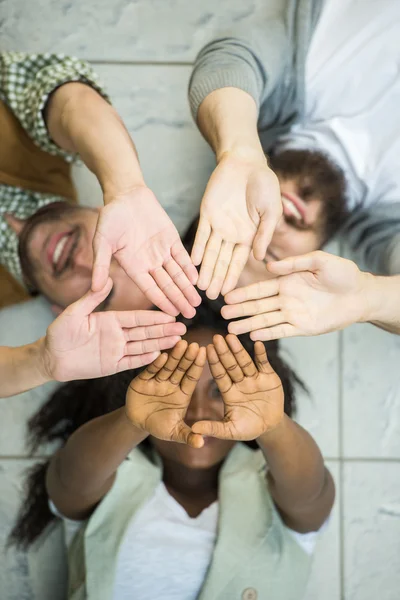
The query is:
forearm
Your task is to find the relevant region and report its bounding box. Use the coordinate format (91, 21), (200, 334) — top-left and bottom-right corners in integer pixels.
(197, 88), (265, 161)
(360, 273), (400, 334)
(257, 415), (334, 532)
(0, 339), (50, 398)
(45, 82), (145, 198)
(46, 407), (148, 519)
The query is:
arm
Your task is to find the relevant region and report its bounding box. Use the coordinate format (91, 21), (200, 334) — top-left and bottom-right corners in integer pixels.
(223, 251), (400, 339)
(44, 79), (200, 316)
(188, 23), (290, 298)
(47, 341), (205, 519)
(192, 334), (334, 532)
(0, 279), (185, 398)
(258, 417), (335, 532)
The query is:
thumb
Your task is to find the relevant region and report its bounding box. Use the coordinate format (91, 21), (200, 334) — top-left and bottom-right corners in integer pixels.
(252, 216), (275, 261)
(65, 278), (114, 318)
(267, 251), (325, 276)
(92, 231), (113, 292)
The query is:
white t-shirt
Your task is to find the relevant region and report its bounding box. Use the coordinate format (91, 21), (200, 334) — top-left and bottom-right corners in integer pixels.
(276, 0), (400, 211)
(51, 481), (320, 600)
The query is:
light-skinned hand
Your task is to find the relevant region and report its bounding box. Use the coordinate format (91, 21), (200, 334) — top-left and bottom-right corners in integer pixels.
(126, 340), (206, 448)
(91, 187), (201, 317)
(223, 251), (369, 340)
(192, 151), (282, 300)
(42, 278), (186, 381)
(191, 334), (284, 440)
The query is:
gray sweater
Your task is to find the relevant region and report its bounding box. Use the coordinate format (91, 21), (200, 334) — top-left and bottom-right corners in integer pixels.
(189, 0), (400, 276)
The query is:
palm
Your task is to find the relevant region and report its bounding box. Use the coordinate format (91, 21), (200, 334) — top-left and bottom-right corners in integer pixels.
(219, 370), (283, 440)
(93, 188), (199, 317)
(128, 377), (192, 441)
(126, 341), (206, 447)
(44, 281), (184, 381)
(192, 335), (284, 442)
(194, 154), (282, 298)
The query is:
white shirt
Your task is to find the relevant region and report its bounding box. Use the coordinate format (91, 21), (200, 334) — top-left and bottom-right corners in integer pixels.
(50, 481), (320, 600)
(276, 0), (400, 211)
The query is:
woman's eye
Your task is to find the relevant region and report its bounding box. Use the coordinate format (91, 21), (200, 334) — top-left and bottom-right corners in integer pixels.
(210, 384), (222, 399)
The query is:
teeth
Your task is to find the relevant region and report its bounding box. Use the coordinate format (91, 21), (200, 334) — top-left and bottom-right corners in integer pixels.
(282, 196), (302, 220)
(53, 235), (69, 266)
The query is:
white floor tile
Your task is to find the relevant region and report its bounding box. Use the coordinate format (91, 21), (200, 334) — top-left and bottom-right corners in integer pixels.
(1, 0), (276, 62)
(342, 324), (400, 458)
(343, 461), (400, 600)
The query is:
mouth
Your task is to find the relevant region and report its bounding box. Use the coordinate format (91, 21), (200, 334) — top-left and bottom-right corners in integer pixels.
(47, 229), (78, 276)
(281, 191), (307, 223)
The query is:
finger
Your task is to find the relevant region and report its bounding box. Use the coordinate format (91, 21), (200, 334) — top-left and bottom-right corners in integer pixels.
(191, 419), (233, 439)
(171, 422), (204, 448)
(64, 278), (113, 317)
(117, 310), (176, 329)
(206, 344), (232, 394)
(225, 334), (257, 377)
(134, 272), (179, 317)
(253, 341), (275, 375)
(170, 342), (200, 386)
(227, 311), (284, 336)
(250, 323), (299, 342)
(180, 346), (206, 395)
(220, 244), (251, 296)
(124, 322), (186, 342)
(212, 334), (244, 383)
(91, 232), (113, 292)
(137, 352), (169, 381)
(224, 279), (279, 305)
(206, 241), (234, 300)
(267, 251), (326, 276)
(155, 340), (188, 382)
(197, 232), (222, 291)
(171, 241), (199, 286)
(191, 217), (211, 266)
(252, 217), (276, 261)
(151, 267), (196, 319)
(126, 335), (182, 355)
(117, 351), (161, 372)
(221, 295), (281, 320)
(164, 257), (201, 307)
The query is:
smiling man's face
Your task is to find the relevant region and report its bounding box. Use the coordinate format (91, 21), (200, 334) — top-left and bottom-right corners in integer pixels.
(13, 203), (151, 311)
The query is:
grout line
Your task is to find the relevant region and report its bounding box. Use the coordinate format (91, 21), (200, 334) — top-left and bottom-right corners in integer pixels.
(90, 59), (193, 67)
(338, 328), (346, 600)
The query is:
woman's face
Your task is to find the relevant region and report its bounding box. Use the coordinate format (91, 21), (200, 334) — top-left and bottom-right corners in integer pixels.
(150, 328), (236, 469)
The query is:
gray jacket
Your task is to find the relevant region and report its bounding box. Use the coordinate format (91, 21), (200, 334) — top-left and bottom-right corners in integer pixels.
(189, 0), (400, 275)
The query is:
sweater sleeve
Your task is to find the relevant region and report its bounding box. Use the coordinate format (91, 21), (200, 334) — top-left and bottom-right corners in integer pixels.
(188, 19), (290, 123)
(0, 52), (110, 162)
(341, 203), (400, 276)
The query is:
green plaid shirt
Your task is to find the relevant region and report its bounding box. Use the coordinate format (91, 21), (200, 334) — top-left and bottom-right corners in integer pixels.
(0, 52), (108, 284)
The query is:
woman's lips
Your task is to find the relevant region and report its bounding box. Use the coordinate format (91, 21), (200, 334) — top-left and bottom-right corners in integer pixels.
(46, 231), (69, 268)
(281, 191), (307, 222)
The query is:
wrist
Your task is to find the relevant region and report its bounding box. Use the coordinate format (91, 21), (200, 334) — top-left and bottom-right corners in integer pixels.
(356, 271), (384, 324)
(29, 337), (53, 386)
(257, 413), (287, 447)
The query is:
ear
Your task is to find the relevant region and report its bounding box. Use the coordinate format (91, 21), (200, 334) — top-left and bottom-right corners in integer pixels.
(51, 304), (64, 316)
(4, 213), (27, 236)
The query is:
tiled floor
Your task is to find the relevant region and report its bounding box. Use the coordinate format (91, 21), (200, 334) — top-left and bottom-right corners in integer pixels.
(1, 2), (400, 598)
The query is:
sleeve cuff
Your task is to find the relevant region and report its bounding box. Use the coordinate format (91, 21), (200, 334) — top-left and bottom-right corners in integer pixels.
(189, 66), (261, 122)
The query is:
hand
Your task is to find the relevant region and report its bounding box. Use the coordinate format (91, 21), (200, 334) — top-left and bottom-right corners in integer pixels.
(222, 251), (369, 340)
(126, 340), (206, 448)
(92, 187), (201, 317)
(191, 334), (284, 440)
(42, 278), (185, 381)
(192, 151), (282, 299)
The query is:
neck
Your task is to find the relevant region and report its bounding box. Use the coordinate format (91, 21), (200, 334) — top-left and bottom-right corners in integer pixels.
(161, 458), (222, 498)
